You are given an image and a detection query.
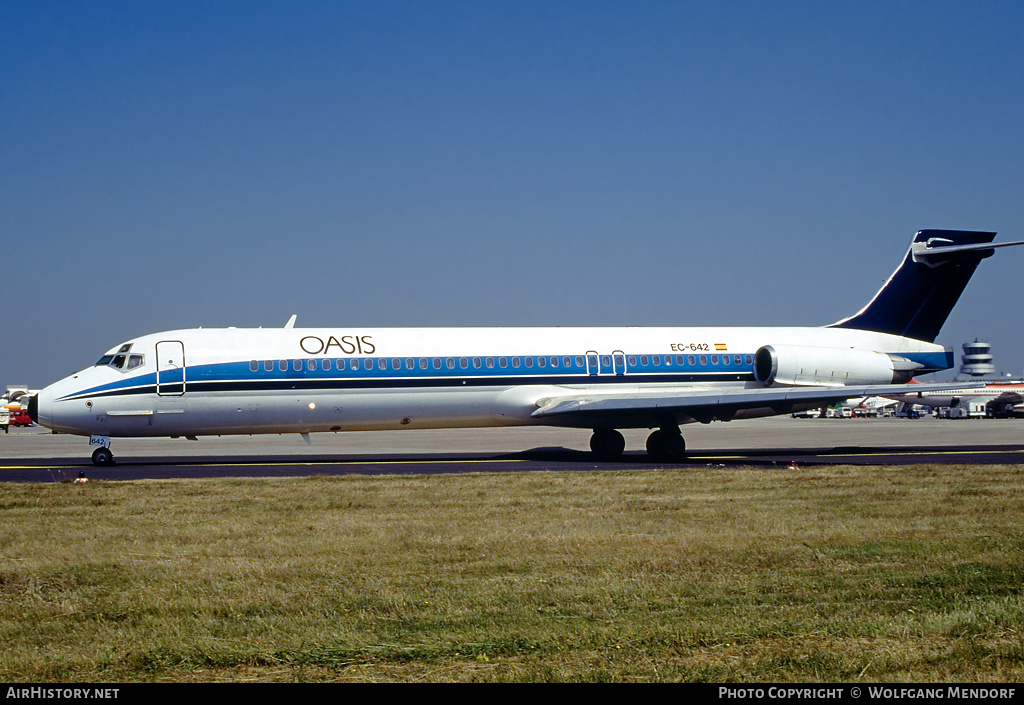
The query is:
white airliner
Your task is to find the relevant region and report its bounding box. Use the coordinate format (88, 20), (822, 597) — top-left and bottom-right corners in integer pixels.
(889, 381), (1024, 417)
(29, 229), (1024, 466)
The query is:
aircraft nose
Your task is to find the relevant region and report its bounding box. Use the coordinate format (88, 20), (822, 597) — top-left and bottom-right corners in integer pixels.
(29, 386), (56, 431)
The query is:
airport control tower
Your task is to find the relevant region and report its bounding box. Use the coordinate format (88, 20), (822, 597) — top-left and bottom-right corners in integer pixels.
(960, 339), (996, 377)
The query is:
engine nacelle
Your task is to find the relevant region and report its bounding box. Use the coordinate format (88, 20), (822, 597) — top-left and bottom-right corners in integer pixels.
(753, 344), (921, 387)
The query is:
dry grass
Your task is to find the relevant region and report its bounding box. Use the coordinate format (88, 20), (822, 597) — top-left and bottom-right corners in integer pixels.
(0, 463), (1022, 682)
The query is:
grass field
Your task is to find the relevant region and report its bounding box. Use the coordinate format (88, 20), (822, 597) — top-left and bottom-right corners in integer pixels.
(1, 462), (1022, 682)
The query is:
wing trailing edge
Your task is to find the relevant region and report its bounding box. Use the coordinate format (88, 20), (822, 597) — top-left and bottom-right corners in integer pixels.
(532, 381), (984, 426)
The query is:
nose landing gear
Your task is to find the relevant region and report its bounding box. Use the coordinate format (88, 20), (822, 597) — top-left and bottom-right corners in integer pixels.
(90, 436), (115, 466)
(91, 446), (115, 466)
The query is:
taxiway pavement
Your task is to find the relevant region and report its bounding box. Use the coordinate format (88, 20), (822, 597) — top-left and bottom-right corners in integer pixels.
(2, 416), (1023, 482)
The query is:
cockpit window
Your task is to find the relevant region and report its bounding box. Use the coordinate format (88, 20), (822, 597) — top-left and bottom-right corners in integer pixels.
(95, 348), (144, 371)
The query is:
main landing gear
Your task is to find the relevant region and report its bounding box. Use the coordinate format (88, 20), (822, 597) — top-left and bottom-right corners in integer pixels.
(645, 428), (686, 461)
(590, 428), (626, 459)
(589, 427), (686, 462)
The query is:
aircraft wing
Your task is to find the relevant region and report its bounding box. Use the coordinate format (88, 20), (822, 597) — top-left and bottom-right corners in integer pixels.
(532, 381), (984, 425)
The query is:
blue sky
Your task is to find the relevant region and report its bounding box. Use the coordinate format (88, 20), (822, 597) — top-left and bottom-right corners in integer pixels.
(4, 1), (1024, 391)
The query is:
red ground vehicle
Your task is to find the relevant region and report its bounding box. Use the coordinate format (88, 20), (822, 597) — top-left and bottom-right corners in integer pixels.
(9, 409), (33, 427)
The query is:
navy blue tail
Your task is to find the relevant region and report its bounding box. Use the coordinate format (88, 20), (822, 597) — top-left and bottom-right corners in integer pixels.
(830, 229), (997, 343)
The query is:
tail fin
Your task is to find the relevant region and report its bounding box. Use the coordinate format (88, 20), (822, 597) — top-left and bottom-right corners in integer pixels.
(830, 229), (1005, 342)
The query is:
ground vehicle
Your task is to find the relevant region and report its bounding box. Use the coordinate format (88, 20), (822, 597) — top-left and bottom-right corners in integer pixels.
(9, 408), (32, 427)
(2, 386), (38, 431)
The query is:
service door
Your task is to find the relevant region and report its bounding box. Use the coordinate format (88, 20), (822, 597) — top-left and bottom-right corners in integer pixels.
(156, 341), (186, 396)
(587, 351), (627, 377)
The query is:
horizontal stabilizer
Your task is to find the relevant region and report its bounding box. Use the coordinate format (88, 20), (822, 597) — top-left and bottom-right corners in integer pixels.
(912, 238), (1024, 265)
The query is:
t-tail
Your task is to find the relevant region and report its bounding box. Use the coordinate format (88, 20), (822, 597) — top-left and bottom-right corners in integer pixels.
(830, 229), (1024, 343)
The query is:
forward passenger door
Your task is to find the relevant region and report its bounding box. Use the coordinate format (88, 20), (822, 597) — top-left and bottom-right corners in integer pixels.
(156, 341), (186, 396)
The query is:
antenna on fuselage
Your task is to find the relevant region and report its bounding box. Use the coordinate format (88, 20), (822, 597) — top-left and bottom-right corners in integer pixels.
(284, 314), (297, 329)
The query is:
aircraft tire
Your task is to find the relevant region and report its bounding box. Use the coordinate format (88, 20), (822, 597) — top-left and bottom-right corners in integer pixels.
(91, 447), (115, 467)
(590, 429), (625, 460)
(646, 429), (686, 461)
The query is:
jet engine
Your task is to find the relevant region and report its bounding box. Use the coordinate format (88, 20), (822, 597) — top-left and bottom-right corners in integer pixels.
(753, 344), (922, 387)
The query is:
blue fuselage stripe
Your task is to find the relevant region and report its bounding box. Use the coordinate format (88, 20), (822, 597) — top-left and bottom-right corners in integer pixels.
(59, 348), (952, 402)
(60, 352), (759, 400)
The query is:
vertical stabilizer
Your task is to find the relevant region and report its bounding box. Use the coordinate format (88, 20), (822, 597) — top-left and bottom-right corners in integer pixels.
(830, 230), (997, 342)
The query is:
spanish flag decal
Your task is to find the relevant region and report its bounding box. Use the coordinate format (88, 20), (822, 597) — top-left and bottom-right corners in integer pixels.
(714, 343), (728, 351)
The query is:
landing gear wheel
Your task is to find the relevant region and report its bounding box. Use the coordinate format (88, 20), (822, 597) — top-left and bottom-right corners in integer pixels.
(590, 429), (626, 460)
(91, 447), (115, 467)
(646, 429), (686, 462)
